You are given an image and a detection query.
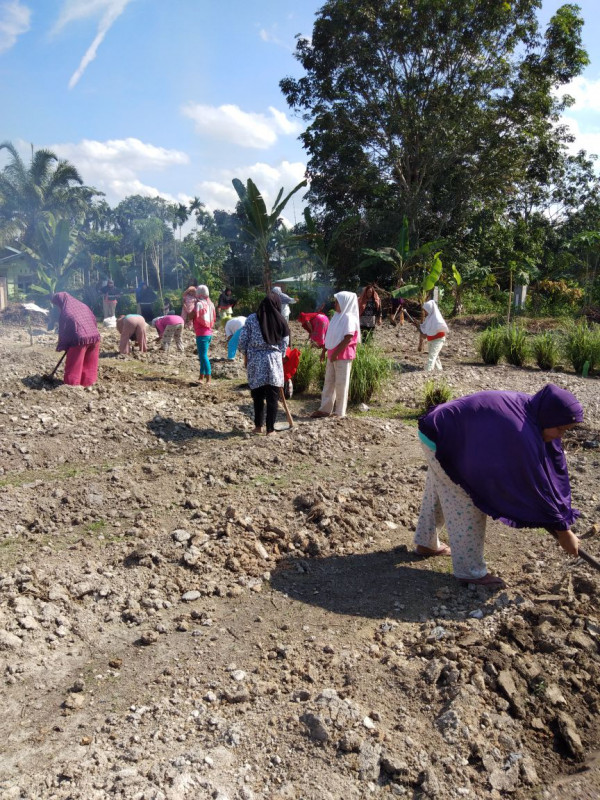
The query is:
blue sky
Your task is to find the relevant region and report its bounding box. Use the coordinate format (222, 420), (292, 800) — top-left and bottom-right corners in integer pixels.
(1, 0), (599, 221)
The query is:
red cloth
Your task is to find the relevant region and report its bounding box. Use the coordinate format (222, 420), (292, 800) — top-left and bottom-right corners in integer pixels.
(426, 331), (446, 341)
(283, 347), (300, 381)
(52, 292), (100, 352)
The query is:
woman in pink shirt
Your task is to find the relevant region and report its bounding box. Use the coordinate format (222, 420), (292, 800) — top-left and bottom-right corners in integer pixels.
(310, 291), (360, 419)
(191, 285), (217, 383)
(152, 314), (185, 353)
(298, 312), (329, 348)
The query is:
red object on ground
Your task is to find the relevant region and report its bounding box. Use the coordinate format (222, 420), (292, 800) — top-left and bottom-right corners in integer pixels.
(283, 347), (300, 381)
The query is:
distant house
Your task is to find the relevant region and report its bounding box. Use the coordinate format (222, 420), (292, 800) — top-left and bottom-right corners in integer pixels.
(0, 247), (35, 311)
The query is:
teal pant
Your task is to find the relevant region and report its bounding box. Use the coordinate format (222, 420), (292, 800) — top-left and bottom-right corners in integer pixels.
(196, 335), (212, 375)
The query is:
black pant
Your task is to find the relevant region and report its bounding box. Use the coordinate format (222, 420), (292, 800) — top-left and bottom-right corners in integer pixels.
(251, 384), (279, 432)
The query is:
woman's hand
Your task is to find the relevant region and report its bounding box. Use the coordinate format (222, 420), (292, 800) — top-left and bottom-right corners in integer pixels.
(556, 529), (579, 556)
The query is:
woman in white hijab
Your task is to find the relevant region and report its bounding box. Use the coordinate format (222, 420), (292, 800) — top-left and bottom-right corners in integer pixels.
(419, 299), (449, 372)
(311, 291), (361, 419)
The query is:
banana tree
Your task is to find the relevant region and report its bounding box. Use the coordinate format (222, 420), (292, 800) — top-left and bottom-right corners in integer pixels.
(359, 215), (410, 283)
(24, 213), (82, 297)
(232, 177), (307, 291)
(391, 251), (446, 351)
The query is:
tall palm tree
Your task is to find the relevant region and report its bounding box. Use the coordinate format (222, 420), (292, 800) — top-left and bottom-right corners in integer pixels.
(0, 141), (97, 249)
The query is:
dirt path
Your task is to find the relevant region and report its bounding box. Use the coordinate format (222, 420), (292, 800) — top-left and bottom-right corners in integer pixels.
(0, 315), (598, 799)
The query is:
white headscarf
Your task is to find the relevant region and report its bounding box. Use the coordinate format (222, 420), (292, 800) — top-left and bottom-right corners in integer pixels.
(324, 291), (361, 349)
(197, 285), (209, 298)
(420, 300), (449, 337)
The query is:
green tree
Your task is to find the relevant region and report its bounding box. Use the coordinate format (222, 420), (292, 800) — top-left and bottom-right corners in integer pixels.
(24, 213), (82, 295)
(280, 1), (589, 247)
(232, 177), (307, 290)
(0, 141), (99, 248)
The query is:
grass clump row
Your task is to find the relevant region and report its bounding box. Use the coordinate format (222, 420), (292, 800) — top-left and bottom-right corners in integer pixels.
(477, 321), (600, 375)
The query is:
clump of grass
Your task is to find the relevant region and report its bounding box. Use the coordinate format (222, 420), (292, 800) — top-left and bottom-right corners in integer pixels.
(422, 378), (452, 412)
(531, 331), (560, 371)
(348, 343), (392, 405)
(477, 327), (504, 365)
(503, 325), (529, 367)
(564, 321), (600, 375)
(293, 346), (318, 394)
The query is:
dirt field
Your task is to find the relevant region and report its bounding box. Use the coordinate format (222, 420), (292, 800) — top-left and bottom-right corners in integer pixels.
(0, 310), (598, 800)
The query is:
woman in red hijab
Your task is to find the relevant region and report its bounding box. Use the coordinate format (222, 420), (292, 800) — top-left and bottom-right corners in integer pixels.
(298, 311), (329, 348)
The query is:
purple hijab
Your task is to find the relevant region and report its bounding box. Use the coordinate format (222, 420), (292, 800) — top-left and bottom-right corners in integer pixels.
(418, 384), (583, 530)
(52, 292), (100, 351)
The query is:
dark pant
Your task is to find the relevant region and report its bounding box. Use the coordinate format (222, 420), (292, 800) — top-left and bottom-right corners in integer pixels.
(251, 384), (279, 432)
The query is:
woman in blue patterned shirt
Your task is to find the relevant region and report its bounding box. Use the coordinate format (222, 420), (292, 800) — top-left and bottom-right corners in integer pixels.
(238, 293), (290, 435)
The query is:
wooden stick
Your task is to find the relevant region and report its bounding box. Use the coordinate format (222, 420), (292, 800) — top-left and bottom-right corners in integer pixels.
(279, 387), (294, 428)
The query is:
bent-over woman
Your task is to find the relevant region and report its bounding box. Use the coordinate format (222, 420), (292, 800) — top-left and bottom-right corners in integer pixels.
(298, 312), (329, 349)
(51, 292), (101, 386)
(224, 316), (247, 360)
(152, 314), (185, 353)
(238, 293), (289, 435)
(414, 384), (583, 588)
(116, 314), (147, 354)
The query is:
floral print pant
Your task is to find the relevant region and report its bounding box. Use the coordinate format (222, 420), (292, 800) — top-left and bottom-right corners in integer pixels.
(414, 443), (488, 579)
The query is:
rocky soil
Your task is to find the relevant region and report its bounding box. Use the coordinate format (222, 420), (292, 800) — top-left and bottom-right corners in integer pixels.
(0, 311), (599, 800)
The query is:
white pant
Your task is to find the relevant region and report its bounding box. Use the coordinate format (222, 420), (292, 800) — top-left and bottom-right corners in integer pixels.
(414, 444), (487, 579)
(318, 358), (352, 417)
(426, 337), (444, 371)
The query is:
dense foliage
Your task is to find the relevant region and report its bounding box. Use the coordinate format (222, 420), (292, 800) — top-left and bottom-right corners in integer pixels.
(1, 2), (600, 317)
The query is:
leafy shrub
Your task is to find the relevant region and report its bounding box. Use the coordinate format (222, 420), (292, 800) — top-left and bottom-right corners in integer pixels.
(564, 321), (600, 374)
(117, 293), (137, 316)
(422, 378), (452, 412)
(348, 342), (392, 405)
(294, 346), (318, 394)
(163, 290), (182, 313)
(289, 288), (317, 317)
(503, 325), (529, 367)
(531, 331), (560, 371)
(235, 287), (266, 317)
(477, 327), (504, 365)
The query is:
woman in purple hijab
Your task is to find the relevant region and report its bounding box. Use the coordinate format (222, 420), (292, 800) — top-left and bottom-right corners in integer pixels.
(414, 384), (583, 587)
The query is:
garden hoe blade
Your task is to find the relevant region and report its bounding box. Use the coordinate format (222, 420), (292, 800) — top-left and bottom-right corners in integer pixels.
(42, 352), (66, 383)
(549, 531), (600, 573)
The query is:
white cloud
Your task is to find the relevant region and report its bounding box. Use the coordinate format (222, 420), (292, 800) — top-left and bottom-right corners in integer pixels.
(50, 137), (190, 205)
(556, 76), (600, 114)
(258, 25), (291, 52)
(559, 116), (600, 162)
(182, 102), (302, 149)
(196, 160), (308, 219)
(0, 0), (31, 54)
(51, 0), (133, 89)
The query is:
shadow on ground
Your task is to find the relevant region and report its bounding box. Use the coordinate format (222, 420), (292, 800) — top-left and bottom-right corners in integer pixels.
(271, 545), (463, 623)
(147, 415), (245, 442)
(21, 375), (63, 390)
